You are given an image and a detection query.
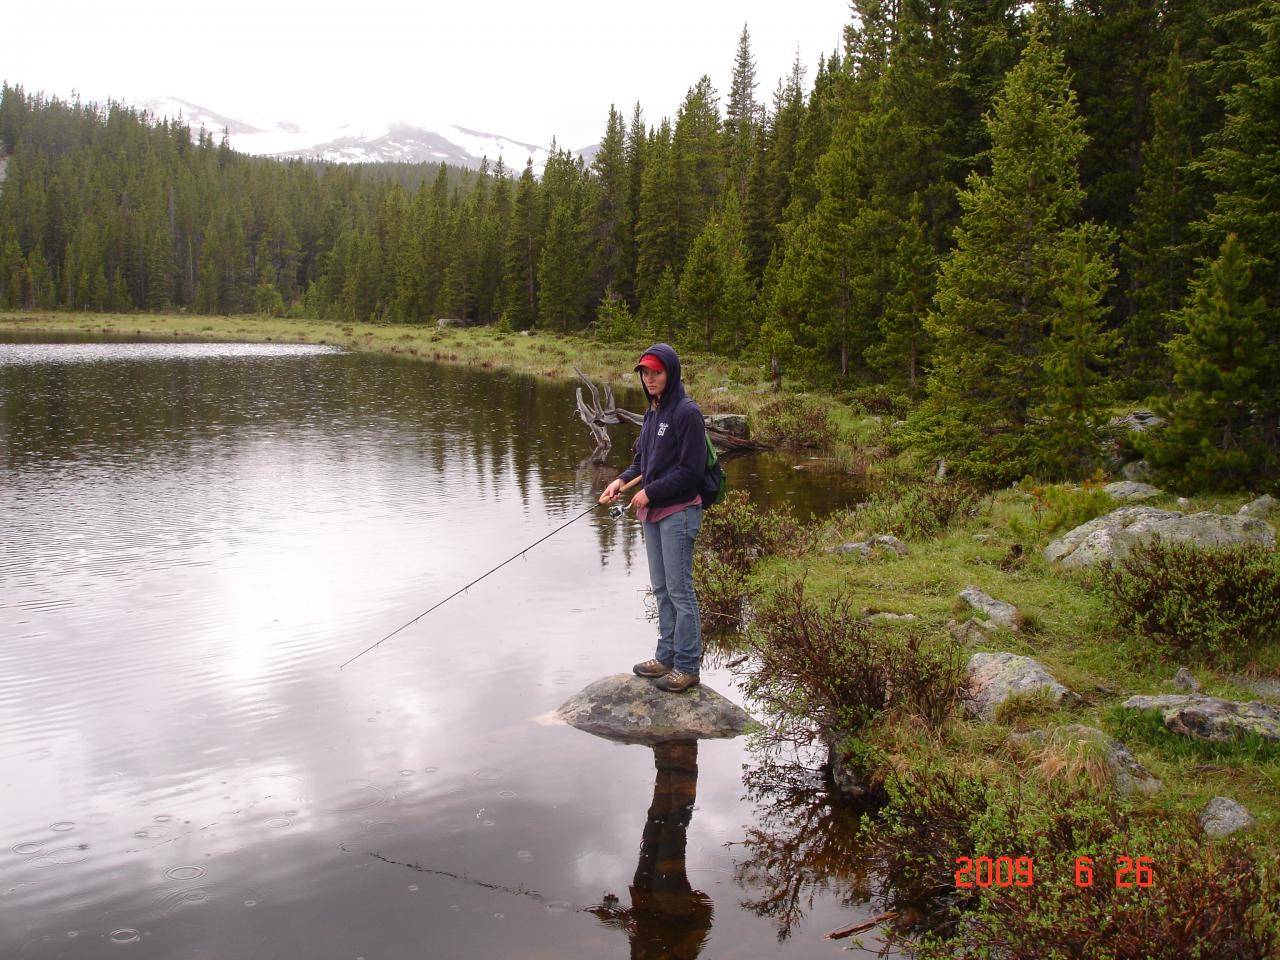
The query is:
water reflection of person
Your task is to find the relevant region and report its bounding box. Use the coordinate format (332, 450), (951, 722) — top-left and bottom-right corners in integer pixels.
(591, 740), (714, 959)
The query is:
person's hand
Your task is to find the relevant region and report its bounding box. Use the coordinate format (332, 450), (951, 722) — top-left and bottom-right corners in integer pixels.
(599, 478), (624, 504)
(630, 488), (650, 510)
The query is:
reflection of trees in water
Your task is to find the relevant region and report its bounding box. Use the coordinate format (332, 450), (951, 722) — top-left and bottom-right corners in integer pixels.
(731, 750), (873, 942)
(590, 741), (714, 960)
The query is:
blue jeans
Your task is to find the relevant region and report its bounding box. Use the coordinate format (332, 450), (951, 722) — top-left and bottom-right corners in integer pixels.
(642, 505), (703, 676)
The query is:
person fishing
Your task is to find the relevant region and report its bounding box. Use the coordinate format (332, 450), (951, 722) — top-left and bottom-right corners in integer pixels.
(599, 343), (706, 693)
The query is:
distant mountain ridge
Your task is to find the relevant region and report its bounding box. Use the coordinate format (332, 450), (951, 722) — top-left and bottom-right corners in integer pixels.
(127, 96), (597, 174)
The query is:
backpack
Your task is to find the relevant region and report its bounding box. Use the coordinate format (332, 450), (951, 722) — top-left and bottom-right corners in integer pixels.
(700, 430), (727, 509)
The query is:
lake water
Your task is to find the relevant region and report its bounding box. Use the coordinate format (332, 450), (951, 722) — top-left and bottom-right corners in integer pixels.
(0, 335), (881, 959)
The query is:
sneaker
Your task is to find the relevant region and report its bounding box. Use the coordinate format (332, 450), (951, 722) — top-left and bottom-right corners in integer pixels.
(633, 658), (672, 678)
(654, 670), (700, 693)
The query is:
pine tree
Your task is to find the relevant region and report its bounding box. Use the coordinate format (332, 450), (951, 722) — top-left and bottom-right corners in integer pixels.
(538, 200), (586, 331)
(1030, 238), (1119, 478)
(1140, 235), (1275, 489)
(1122, 44), (1205, 387)
(871, 195), (936, 393)
(726, 23), (759, 196)
(904, 19), (1114, 483)
(671, 76), (724, 265)
(589, 106), (633, 304)
(640, 266), (680, 344)
(502, 159), (540, 329)
(634, 119), (679, 301)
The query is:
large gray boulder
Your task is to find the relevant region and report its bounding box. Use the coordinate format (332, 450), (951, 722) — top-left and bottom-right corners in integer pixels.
(964, 653), (1073, 721)
(555, 674), (755, 744)
(1199, 797), (1255, 838)
(1045, 506), (1276, 570)
(1121, 694), (1280, 743)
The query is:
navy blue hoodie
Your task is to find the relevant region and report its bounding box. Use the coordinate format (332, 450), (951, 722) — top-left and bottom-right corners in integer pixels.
(619, 343), (707, 509)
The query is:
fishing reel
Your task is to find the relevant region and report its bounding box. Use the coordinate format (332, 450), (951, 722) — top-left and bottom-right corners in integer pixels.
(608, 502), (628, 520)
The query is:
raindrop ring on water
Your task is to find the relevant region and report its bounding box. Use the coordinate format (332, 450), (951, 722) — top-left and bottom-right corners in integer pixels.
(163, 865), (206, 882)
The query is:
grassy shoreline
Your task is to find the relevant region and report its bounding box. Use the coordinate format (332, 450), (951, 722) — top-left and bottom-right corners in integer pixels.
(0, 310), (885, 467)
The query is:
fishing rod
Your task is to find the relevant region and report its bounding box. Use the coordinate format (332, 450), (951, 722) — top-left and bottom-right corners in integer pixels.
(339, 474), (642, 670)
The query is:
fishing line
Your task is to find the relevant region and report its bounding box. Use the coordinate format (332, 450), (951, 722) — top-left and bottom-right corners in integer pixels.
(339, 476), (640, 670)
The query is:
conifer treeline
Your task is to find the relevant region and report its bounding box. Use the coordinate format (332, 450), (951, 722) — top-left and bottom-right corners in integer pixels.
(1, 1), (1277, 488)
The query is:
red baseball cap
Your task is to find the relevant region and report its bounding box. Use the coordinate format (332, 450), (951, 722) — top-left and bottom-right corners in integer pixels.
(635, 353), (665, 374)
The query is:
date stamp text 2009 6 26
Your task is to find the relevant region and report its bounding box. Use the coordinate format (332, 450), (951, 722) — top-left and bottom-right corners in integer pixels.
(954, 855), (1155, 889)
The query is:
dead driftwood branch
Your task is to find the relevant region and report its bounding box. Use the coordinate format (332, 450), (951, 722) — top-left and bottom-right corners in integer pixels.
(826, 910), (898, 940)
(572, 366), (766, 464)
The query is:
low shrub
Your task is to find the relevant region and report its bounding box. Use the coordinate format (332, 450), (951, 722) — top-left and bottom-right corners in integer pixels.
(1102, 539), (1280, 666)
(754, 394), (834, 449)
(739, 578), (966, 748)
(693, 491), (811, 633)
(868, 767), (1280, 959)
(1010, 480), (1117, 544)
(841, 478), (984, 542)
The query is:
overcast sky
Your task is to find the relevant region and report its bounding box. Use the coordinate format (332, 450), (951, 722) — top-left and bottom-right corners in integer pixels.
(5, 1), (853, 147)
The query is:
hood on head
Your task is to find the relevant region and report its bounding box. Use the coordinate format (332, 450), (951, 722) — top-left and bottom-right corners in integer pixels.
(637, 342), (685, 408)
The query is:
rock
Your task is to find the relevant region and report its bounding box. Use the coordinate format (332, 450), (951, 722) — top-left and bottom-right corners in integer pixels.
(435, 317), (464, 328)
(871, 534), (909, 556)
(1109, 410), (1164, 433)
(1121, 694), (1280, 743)
(973, 533), (992, 543)
(1177, 497), (1192, 509)
(948, 618), (995, 645)
(1171, 667), (1200, 693)
(1246, 677), (1280, 702)
(1199, 797), (1255, 838)
(1121, 460), (1152, 481)
(1239, 494), (1278, 521)
(555, 674), (755, 745)
(828, 535), (908, 559)
(1104, 480), (1162, 502)
(704, 413), (748, 439)
(1044, 506), (1276, 570)
(826, 738), (872, 798)
(867, 611), (918, 624)
(959, 586), (1020, 630)
(830, 541), (872, 558)
(1013, 725), (1162, 796)
(964, 653), (1073, 722)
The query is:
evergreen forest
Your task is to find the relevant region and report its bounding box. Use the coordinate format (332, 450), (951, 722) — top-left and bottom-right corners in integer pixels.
(2, 0), (1278, 490)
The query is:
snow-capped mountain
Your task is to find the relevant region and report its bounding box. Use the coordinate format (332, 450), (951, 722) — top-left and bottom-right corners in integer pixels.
(128, 96), (594, 174)
(130, 96), (267, 136)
